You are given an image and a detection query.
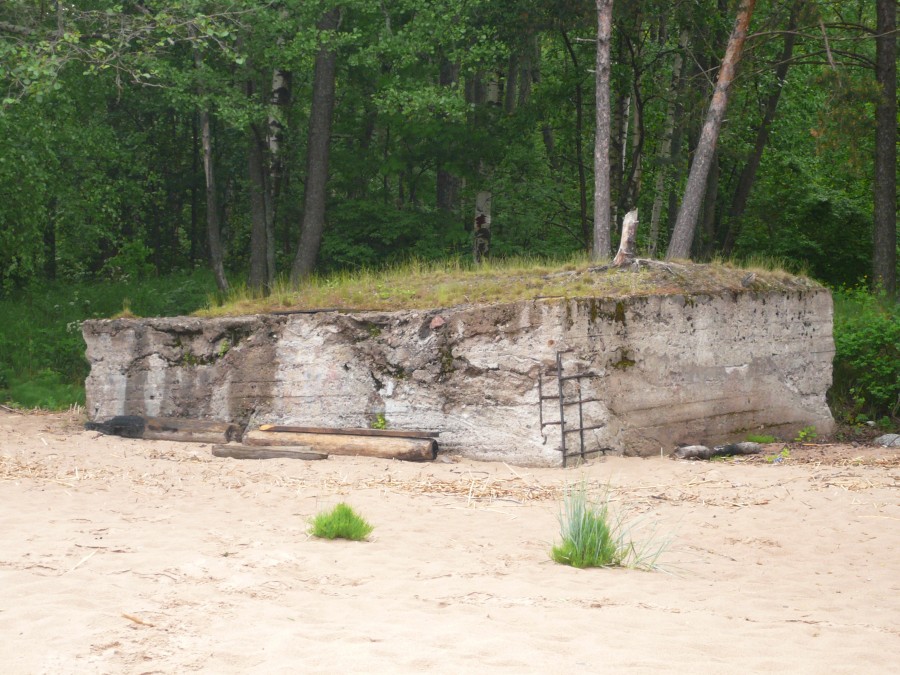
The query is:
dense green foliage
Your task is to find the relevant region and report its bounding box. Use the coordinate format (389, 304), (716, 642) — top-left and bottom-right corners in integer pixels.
(831, 287), (900, 420)
(309, 503), (374, 541)
(0, 1), (896, 422)
(0, 1), (894, 290)
(0, 271), (212, 408)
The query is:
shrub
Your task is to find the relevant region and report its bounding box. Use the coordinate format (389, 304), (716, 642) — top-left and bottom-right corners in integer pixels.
(831, 287), (900, 419)
(309, 503), (374, 541)
(550, 482), (669, 570)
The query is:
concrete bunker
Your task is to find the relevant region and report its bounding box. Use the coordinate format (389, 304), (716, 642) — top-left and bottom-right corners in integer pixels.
(83, 277), (836, 467)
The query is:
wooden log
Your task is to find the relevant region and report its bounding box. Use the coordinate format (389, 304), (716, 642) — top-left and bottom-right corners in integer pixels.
(612, 208), (639, 267)
(257, 424), (440, 439)
(674, 442), (762, 460)
(212, 445), (327, 461)
(85, 415), (242, 444)
(243, 429), (437, 462)
(143, 417), (242, 444)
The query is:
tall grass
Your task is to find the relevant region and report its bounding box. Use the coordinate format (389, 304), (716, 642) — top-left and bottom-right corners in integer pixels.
(201, 255), (807, 317)
(551, 482), (670, 571)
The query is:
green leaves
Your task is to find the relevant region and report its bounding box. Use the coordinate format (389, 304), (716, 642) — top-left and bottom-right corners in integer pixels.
(832, 287), (900, 419)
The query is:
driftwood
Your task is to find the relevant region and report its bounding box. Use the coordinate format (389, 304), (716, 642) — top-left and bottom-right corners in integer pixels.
(212, 444), (327, 461)
(674, 442), (762, 460)
(258, 424), (439, 439)
(85, 415), (242, 444)
(244, 429), (437, 462)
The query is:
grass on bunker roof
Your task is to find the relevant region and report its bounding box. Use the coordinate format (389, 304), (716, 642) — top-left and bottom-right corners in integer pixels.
(198, 255), (821, 317)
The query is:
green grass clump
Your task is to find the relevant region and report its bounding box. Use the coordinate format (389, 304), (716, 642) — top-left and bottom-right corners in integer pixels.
(309, 503), (374, 541)
(551, 482), (669, 570)
(746, 434), (777, 444)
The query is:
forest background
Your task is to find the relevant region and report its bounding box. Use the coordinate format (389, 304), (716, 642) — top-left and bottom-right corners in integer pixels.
(0, 0), (897, 428)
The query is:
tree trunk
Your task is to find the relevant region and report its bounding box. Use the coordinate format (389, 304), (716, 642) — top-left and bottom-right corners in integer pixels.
(437, 58), (460, 213)
(649, 29), (690, 257)
(562, 30), (590, 248)
(473, 190), (492, 262)
(610, 88), (628, 231)
(291, 7), (340, 283)
(190, 113), (200, 263)
(470, 70), (498, 262)
(696, 148), (719, 259)
(666, 0), (756, 260)
(618, 81), (644, 219)
(722, 2), (799, 255)
(266, 66), (291, 287)
(199, 107), (228, 293)
(43, 200), (57, 280)
(873, 0), (897, 296)
(518, 34), (536, 107)
(593, 0), (614, 260)
(504, 53), (518, 114)
(248, 122), (269, 292)
(193, 42), (229, 293)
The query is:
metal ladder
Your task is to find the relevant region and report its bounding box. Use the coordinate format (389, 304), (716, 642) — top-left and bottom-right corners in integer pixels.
(538, 350), (608, 467)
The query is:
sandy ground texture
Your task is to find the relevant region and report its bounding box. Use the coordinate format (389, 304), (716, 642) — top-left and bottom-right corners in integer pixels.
(1, 409), (898, 674)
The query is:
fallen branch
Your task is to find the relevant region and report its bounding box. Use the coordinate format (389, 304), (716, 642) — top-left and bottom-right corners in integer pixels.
(212, 444), (327, 461)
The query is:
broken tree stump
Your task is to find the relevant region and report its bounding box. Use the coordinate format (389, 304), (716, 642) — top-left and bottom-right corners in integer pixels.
(85, 415), (242, 444)
(243, 429), (437, 462)
(612, 208), (639, 267)
(212, 445), (327, 461)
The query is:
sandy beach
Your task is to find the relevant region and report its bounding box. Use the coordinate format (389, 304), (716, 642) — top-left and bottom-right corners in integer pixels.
(1, 408), (898, 674)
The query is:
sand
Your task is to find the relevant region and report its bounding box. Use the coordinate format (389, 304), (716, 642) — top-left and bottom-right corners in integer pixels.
(1, 408), (898, 674)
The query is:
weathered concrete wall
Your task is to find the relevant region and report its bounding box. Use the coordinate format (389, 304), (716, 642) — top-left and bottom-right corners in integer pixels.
(83, 289), (835, 466)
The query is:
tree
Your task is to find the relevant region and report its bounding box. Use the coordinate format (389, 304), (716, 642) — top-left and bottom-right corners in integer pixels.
(648, 28), (690, 257)
(667, 0), (757, 260)
(721, 0), (802, 255)
(873, 0), (896, 296)
(291, 7), (341, 283)
(593, 0), (614, 260)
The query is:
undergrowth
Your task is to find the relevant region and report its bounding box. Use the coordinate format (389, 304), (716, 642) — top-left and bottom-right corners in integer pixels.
(309, 503), (374, 541)
(0, 270), (213, 409)
(551, 482), (669, 570)
(830, 286), (900, 423)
